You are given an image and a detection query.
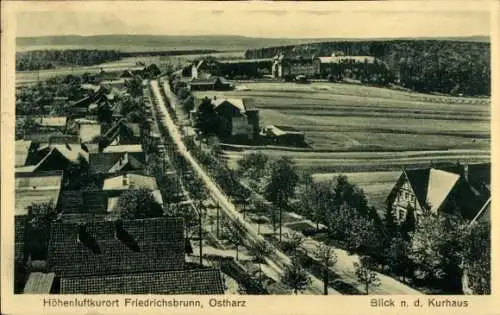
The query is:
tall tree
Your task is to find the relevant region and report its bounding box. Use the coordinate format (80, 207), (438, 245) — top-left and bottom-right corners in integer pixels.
(237, 151), (269, 187)
(113, 188), (163, 220)
(314, 243), (337, 295)
(460, 220), (490, 294)
(27, 201), (58, 260)
(223, 219), (247, 261)
(281, 257), (312, 294)
(250, 240), (273, 284)
(281, 232), (304, 255)
(354, 256), (381, 295)
(263, 156), (299, 242)
(409, 213), (465, 290)
(194, 97), (219, 136)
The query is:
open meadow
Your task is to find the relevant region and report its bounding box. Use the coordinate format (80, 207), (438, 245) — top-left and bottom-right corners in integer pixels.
(193, 82), (490, 152)
(193, 81), (490, 208)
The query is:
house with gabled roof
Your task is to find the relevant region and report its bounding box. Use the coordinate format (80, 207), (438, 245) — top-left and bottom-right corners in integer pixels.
(47, 217), (186, 277)
(386, 162), (490, 224)
(15, 170), (64, 217)
(193, 97), (259, 140)
(99, 119), (141, 150)
(89, 151), (145, 175)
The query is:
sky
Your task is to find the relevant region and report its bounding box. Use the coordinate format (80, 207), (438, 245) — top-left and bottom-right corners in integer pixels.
(14, 2), (491, 39)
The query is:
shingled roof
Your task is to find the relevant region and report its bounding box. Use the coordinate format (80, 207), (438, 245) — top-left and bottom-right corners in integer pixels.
(60, 190), (108, 214)
(60, 268), (225, 294)
(47, 217), (185, 277)
(89, 151), (145, 174)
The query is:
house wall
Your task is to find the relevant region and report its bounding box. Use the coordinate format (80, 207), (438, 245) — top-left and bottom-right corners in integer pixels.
(232, 116), (253, 138)
(391, 174), (422, 223)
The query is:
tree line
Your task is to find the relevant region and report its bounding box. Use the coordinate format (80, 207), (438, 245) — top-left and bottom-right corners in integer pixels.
(16, 49), (121, 71)
(245, 40), (490, 96)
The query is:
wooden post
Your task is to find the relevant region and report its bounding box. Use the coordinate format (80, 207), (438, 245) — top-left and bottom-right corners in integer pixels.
(199, 206), (203, 266)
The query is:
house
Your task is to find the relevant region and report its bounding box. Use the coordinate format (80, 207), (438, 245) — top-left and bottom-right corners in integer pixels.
(386, 163), (490, 224)
(47, 217), (186, 277)
(209, 97), (259, 140)
(59, 268), (225, 294)
(313, 54), (379, 78)
(103, 173), (163, 210)
(272, 53), (317, 79)
(99, 120), (141, 150)
(15, 170), (64, 217)
(26, 143), (89, 174)
(191, 59), (219, 80)
(78, 121), (102, 144)
(88, 151), (145, 176)
(263, 125), (306, 146)
(188, 77), (233, 91)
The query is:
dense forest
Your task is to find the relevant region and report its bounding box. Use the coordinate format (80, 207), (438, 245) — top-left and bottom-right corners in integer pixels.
(16, 49), (121, 71)
(245, 40), (491, 96)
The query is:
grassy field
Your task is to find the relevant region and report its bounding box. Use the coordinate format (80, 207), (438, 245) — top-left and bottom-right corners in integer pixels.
(193, 81), (490, 172)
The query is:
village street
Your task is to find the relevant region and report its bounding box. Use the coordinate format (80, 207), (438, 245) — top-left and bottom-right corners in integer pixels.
(151, 78), (422, 295)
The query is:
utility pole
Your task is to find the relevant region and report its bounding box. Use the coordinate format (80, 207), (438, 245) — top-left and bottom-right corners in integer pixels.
(216, 203), (220, 239)
(199, 204), (203, 266)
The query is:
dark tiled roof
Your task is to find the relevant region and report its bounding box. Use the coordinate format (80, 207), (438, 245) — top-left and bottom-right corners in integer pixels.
(60, 268), (225, 294)
(47, 217), (185, 277)
(23, 272), (56, 294)
(60, 190), (108, 214)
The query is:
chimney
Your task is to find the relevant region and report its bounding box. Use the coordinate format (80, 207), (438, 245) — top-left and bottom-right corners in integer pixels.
(123, 173), (129, 186)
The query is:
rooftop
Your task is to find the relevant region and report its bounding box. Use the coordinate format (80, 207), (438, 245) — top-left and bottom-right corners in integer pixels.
(47, 217), (185, 277)
(15, 171), (63, 216)
(60, 190), (108, 214)
(15, 140), (32, 167)
(89, 152), (145, 174)
(60, 268), (225, 294)
(103, 173), (158, 191)
(213, 98), (246, 113)
(34, 117), (68, 128)
(102, 144), (143, 154)
(23, 272), (56, 294)
(266, 125), (304, 136)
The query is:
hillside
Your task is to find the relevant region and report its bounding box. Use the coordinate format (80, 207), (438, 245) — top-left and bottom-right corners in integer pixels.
(16, 34), (489, 53)
(16, 35), (330, 53)
(245, 39), (491, 96)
